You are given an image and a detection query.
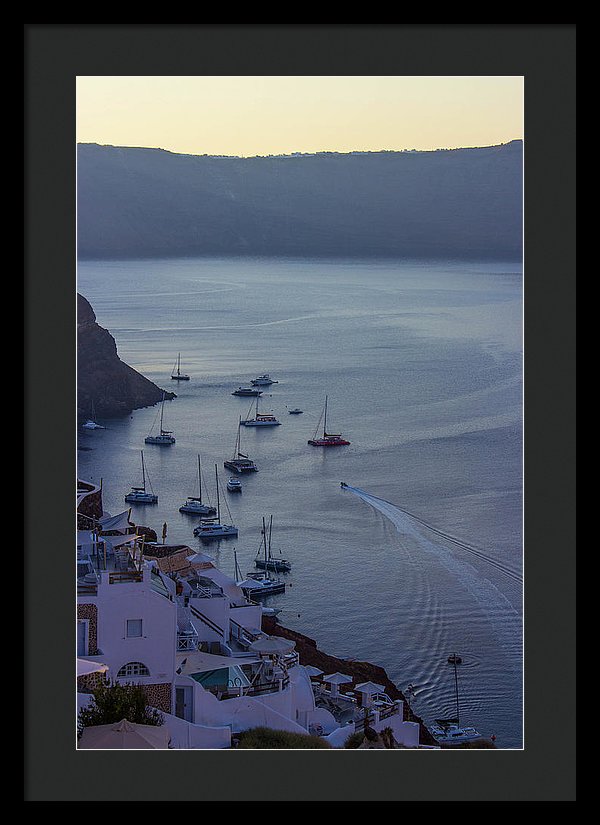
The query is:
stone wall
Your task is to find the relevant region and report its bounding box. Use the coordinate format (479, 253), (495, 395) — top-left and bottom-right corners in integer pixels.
(78, 604), (99, 655)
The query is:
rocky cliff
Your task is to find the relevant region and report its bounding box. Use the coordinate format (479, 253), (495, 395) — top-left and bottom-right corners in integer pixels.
(77, 293), (175, 419)
(77, 141), (523, 261)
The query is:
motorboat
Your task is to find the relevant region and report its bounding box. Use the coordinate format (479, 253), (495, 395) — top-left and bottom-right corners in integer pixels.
(287, 408), (303, 415)
(227, 477), (242, 492)
(232, 387), (263, 396)
(250, 374), (278, 386)
(179, 455), (217, 516)
(308, 396), (350, 446)
(240, 396), (281, 427)
(125, 451), (158, 504)
(145, 392), (176, 445)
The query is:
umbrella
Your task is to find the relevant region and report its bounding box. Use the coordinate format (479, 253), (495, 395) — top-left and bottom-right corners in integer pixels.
(248, 637), (296, 656)
(77, 658), (108, 677)
(322, 672), (353, 697)
(78, 718), (170, 749)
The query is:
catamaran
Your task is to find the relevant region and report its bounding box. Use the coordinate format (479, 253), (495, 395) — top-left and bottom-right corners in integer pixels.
(308, 396), (350, 447)
(240, 395), (281, 427)
(429, 653), (482, 745)
(235, 546), (286, 598)
(125, 451), (158, 504)
(193, 465), (238, 540)
(179, 455), (217, 516)
(254, 515), (291, 573)
(171, 352), (190, 381)
(145, 391), (176, 445)
(81, 399), (105, 430)
(224, 419), (259, 474)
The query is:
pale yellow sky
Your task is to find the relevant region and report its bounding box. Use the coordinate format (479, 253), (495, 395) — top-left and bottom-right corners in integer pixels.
(76, 75), (523, 157)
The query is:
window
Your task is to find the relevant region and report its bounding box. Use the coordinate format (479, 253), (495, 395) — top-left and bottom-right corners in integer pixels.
(77, 620), (88, 656)
(117, 662), (150, 677)
(126, 619), (143, 638)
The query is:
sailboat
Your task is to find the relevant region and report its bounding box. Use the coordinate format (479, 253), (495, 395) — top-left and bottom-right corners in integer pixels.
(145, 391), (176, 445)
(307, 396), (350, 446)
(224, 418), (259, 473)
(81, 399), (105, 430)
(240, 395), (281, 427)
(193, 465), (238, 540)
(125, 451), (158, 504)
(179, 455), (217, 516)
(236, 525), (286, 597)
(254, 515), (291, 572)
(171, 352), (190, 381)
(429, 654), (482, 745)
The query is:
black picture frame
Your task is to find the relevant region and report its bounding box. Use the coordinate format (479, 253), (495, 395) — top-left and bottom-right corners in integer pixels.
(25, 23), (576, 802)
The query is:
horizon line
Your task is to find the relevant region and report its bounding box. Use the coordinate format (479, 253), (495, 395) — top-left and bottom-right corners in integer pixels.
(77, 139), (523, 160)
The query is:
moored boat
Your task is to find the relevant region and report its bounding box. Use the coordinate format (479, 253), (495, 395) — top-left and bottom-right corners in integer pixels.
(227, 477), (242, 492)
(224, 419), (259, 474)
(254, 516), (291, 572)
(250, 374), (278, 386)
(308, 396), (350, 446)
(171, 352), (190, 381)
(232, 386), (263, 397)
(145, 391), (176, 445)
(240, 395), (281, 427)
(429, 653), (482, 745)
(125, 451), (158, 504)
(193, 465), (238, 540)
(179, 455), (217, 516)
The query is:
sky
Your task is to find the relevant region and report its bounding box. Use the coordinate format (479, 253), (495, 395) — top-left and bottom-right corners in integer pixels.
(76, 75), (523, 157)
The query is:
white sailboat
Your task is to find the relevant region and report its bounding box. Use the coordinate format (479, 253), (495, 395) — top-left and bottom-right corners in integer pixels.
(240, 395), (281, 427)
(193, 465), (238, 540)
(81, 399), (105, 430)
(224, 418), (258, 473)
(235, 541), (286, 598)
(429, 654), (482, 745)
(125, 451), (158, 504)
(171, 352), (190, 381)
(145, 391), (176, 445)
(179, 455), (217, 516)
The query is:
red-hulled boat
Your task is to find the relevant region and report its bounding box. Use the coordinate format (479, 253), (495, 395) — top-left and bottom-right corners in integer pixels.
(308, 396), (350, 447)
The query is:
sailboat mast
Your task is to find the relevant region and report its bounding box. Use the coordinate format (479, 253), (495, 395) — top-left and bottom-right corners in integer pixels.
(197, 455), (202, 501)
(215, 464), (221, 521)
(263, 516), (268, 565)
(141, 451), (146, 491)
(268, 515), (273, 559)
(177, 353), (181, 376)
(453, 656), (460, 725)
(323, 395), (328, 436)
(159, 392), (165, 432)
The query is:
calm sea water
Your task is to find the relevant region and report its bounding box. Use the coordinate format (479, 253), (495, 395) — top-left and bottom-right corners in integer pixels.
(77, 256), (523, 748)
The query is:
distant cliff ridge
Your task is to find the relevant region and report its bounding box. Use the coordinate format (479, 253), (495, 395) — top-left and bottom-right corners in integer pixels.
(77, 142), (523, 261)
(77, 293), (175, 419)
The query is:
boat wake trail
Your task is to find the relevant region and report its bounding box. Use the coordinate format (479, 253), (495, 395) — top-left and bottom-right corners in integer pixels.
(342, 485), (522, 585)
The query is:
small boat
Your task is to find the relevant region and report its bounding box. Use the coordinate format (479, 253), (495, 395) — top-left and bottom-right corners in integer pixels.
(193, 465), (238, 540)
(227, 477), (242, 492)
(250, 374), (278, 386)
(287, 408), (303, 415)
(232, 386), (263, 397)
(224, 419), (258, 474)
(145, 392), (176, 445)
(171, 352), (190, 381)
(308, 396), (350, 447)
(429, 653), (482, 745)
(254, 516), (291, 572)
(240, 395), (281, 427)
(125, 451), (158, 504)
(235, 550), (285, 598)
(81, 399), (105, 429)
(179, 455), (217, 516)
(447, 654), (463, 665)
